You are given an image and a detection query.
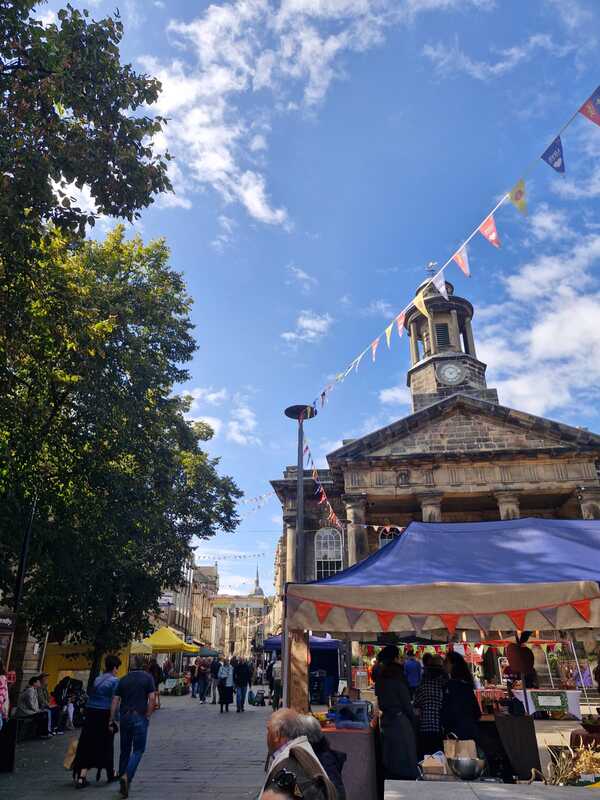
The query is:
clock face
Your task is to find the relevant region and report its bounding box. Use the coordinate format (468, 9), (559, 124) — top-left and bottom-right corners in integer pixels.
(437, 362), (465, 385)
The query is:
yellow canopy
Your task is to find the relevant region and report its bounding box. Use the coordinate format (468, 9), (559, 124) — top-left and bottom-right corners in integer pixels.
(142, 627), (197, 653)
(130, 640), (153, 655)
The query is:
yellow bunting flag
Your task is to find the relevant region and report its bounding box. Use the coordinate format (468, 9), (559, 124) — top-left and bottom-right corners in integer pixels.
(413, 291), (429, 318)
(385, 322), (394, 348)
(371, 337), (380, 362)
(396, 312), (405, 337)
(509, 178), (527, 215)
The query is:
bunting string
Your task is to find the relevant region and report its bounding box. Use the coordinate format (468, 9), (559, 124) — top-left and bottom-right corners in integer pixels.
(301, 83), (600, 420)
(302, 437), (343, 530)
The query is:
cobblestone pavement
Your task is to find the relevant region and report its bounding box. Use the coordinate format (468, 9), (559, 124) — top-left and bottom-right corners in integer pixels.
(1, 691), (271, 800)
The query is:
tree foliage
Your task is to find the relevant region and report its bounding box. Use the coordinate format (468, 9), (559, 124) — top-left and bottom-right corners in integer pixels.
(0, 228), (241, 662)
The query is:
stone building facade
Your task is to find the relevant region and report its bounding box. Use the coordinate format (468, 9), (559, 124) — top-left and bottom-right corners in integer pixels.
(271, 279), (600, 611)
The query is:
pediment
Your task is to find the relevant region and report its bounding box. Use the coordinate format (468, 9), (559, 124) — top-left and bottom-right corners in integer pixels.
(328, 395), (600, 462)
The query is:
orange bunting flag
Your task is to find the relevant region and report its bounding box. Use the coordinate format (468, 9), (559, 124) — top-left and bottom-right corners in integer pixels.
(507, 609), (527, 630)
(396, 312), (405, 337)
(479, 214), (501, 248)
(440, 614), (460, 635)
(314, 601), (333, 624)
(579, 86), (600, 128)
(509, 178), (527, 215)
(371, 337), (380, 362)
(453, 245), (470, 277)
(385, 322), (394, 349)
(570, 598), (591, 621)
(376, 610), (396, 632)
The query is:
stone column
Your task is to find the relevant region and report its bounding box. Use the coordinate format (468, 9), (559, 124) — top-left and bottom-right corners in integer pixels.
(344, 495), (368, 565)
(577, 487), (600, 519)
(464, 318), (477, 358)
(417, 491), (443, 522)
(450, 309), (461, 351)
(495, 491), (520, 520)
(284, 513), (297, 584)
(428, 315), (437, 356)
(409, 322), (420, 365)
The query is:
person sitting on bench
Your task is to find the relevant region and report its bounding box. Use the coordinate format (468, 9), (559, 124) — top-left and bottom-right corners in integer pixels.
(15, 677), (52, 738)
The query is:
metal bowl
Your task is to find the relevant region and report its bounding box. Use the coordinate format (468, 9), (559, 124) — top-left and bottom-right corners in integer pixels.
(448, 757), (485, 780)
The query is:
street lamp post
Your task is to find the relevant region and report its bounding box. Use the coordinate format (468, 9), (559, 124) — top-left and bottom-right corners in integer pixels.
(284, 405), (317, 584)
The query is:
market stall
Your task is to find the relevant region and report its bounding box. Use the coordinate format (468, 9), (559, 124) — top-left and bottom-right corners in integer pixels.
(284, 518), (600, 790)
(265, 634), (341, 703)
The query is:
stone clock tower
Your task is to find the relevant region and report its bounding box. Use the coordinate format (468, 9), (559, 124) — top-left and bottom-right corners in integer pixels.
(404, 278), (499, 412)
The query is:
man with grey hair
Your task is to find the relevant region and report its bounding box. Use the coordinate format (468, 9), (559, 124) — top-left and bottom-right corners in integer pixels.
(260, 709), (337, 799)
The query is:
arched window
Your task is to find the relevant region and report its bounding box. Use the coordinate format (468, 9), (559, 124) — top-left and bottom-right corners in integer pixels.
(315, 528), (343, 580)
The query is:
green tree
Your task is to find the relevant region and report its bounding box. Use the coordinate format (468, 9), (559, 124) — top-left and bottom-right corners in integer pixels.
(0, 229), (241, 682)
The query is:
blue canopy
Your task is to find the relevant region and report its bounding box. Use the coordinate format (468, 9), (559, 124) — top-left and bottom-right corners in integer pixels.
(263, 634), (341, 652)
(286, 518), (600, 636)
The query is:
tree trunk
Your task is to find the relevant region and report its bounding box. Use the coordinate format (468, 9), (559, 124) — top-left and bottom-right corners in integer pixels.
(87, 645), (104, 692)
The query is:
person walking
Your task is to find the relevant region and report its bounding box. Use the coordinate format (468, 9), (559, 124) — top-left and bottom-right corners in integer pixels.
(72, 654), (121, 788)
(234, 658), (252, 712)
(271, 657), (283, 711)
(146, 659), (163, 709)
(109, 655), (156, 798)
(210, 656), (221, 704)
(197, 658), (209, 703)
(190, 659), (199, 699)
(217, 658), (234, 713)
(441, 652), (481, 742)
(374, 645), (418, 780)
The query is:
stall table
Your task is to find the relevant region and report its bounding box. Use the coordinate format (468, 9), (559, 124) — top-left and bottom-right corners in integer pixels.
(513, 689), (582, 720)
(322, 726), (379, 800)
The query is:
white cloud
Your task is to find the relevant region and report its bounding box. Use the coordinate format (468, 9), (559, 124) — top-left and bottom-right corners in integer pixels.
(37, 9), (57, 25)
(363, 299), (393, 317)
(528, 204), (573, 242)
(379, 385), (411, 405)
(227, 399), (261, 446)
(212, 215), (236, 251)
(140, 0), (496, 221)
(286, 264), (318, 292)
(281, 310), (333, 343)
(553, 166), (600, 201)
(186, 386), (228, 412)
(423, 34), (574, 81)
(195, 415), (224, 436)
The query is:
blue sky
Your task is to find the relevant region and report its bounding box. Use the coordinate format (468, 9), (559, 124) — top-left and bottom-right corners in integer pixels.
(37, 0), (600, 594)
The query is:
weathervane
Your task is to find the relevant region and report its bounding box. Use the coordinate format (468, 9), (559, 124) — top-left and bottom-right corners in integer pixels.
(426, 260), (438, 276)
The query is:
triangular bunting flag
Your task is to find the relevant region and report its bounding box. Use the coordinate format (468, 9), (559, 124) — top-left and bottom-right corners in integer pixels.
(385, 323), (393, 349)
(453, 245), (470, 277)
(579, 85), (600, 128)
(396, 312), (405, 337)
(371, 337), (380, 362)
(409, 615), (427, 635)
(413, 290), (429, 318)
(479, 214), (501, 248)
(376, 610), (396, 632)
(344, 607), (363, 629)
(509, 178), (527, 215)
(439, 614), (460, 635)
(354, 351), (366, 372)
(540, 607), (558, 628)
(541, 135), (565, 174)
(507, 609), (527, 630)
(287, 595), (303, 617)
(473, 615), (493, 632)
(314, 601), (333, 624)
(432, 270), (448, 298)
(570, 598), (591, 621)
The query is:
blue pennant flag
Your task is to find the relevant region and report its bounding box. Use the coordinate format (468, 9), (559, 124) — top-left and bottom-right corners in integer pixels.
(541, 135), (565, 174)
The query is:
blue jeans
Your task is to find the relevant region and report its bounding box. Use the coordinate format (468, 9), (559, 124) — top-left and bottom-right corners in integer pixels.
(191, 677), (198, 698)
(236, 686), (247, 710)
(119, 713), (149, 782)
(197, 677), (207, 700)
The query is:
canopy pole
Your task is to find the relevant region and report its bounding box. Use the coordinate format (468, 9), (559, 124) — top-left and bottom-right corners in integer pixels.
(570, 637), (590, 709)
(544, 647), (555, 689)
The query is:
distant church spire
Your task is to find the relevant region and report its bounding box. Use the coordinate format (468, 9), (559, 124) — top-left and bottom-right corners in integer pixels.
(252, 563), (264, 596)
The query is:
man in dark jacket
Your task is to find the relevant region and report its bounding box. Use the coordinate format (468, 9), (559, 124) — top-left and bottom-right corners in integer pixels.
(209, 657), (221, 704)
(301, 715), (346, 800)
(233, 658), (252, 712)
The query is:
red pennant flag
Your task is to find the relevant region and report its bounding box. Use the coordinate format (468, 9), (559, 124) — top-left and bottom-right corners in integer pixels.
(376, 610), (396, 632)
(479, 214), (501, 248)
(580, 86), (600, 128)
(507, 609), (527, 630)
(396, 312), (405, 337)
(439, 614), (460, 635)
(371, 337), (380, 362)
(570, 598), (591, 621)
(314, 601), (333, 624)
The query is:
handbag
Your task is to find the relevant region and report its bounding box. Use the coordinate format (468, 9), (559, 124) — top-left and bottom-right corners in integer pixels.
(444, 736), (477, 760)
(63, 737), (78, 770)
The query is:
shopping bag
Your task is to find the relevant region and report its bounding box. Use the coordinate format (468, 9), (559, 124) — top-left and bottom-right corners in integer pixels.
(247, 690), (255, 705)
(444, 737), (477, 760)
(63, 737), (78, 770)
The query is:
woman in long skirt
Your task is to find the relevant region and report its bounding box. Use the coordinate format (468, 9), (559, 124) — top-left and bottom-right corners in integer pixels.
(218, 658), (234, 713)
(72, 655), (121, 788)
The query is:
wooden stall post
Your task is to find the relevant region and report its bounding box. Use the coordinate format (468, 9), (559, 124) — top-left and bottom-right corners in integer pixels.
(287, 629), (310, 712)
